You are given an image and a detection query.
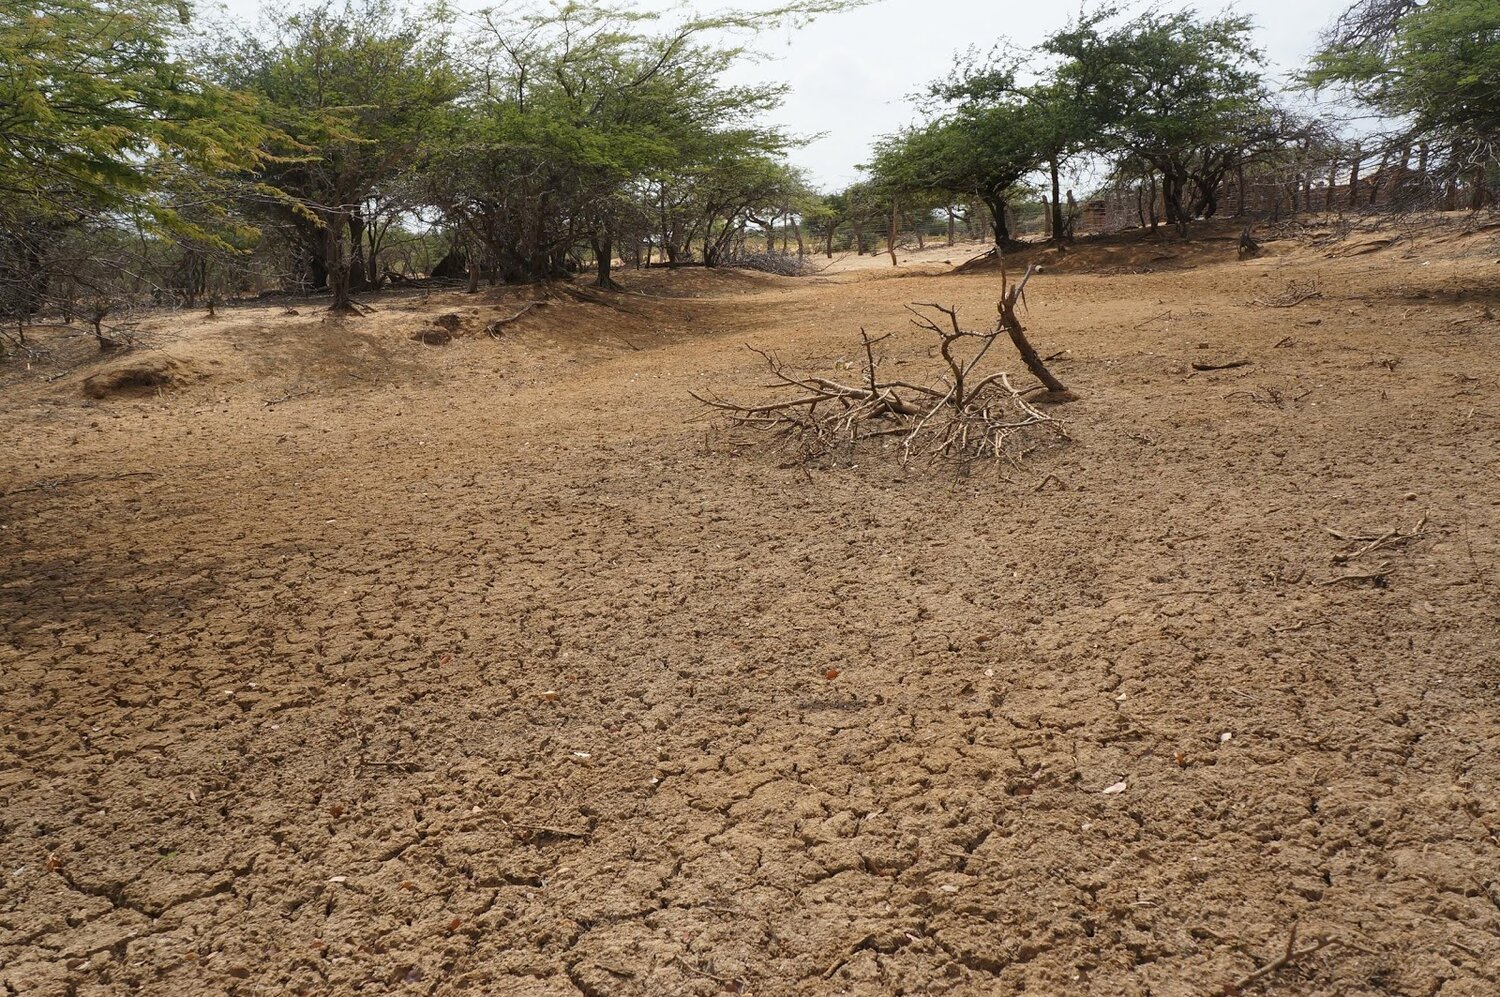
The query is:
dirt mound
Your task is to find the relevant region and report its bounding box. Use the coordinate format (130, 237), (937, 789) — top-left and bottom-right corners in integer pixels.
(81, 354), (198, 399)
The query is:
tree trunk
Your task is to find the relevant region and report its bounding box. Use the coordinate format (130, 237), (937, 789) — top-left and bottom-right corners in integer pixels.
(365, 215), (386, 287)
(1049, 159), (1065, 242)
(1347, 145), (1362, 207)
(299, 225), (329, 291)
(325, 212), (356, 314)
(1369, 150), (1390, 205)
(999, 277), (1070, 398)
(592, 232), (618, 289)
(348, 210), (370, 292)
(946, 207), (956, 246)
(1162, 174), (1188, 236)
(887, 201), (899, 266)
(983, 195), (1010, 246)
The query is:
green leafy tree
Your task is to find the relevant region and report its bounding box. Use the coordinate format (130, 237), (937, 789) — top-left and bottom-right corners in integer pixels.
(1045, 8), (1286, 232)
(203, 0), (464, 310)
(1, 0), (275, 322)
(1307, 0), (1500, 198)
(864, 55), (1046, 247)
(1, 0), (273, 223)
(1020, 79), (1099, 240)
(429, 1), (847, 283)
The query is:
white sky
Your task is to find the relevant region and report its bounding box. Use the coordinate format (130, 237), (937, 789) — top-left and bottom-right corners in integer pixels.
(204, 0), (1353, 190)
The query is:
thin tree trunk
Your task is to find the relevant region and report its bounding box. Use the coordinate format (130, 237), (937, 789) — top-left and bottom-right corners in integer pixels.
(1347, 145), (1362, 207)
(1369, 150), (1389, 205)
(592, 233), (617, 289)
(325, 211), (355, 314)
(985, 195), (1011, 245)
(1049, 159), (1065, 241)
(887, 200), (899, 266)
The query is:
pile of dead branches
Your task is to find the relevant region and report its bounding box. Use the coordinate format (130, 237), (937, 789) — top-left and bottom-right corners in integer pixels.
(694, 265), (1075, 468)
(725, 251), (817, 276)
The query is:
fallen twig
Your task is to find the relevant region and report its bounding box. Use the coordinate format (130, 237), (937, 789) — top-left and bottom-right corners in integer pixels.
(1214, 922), (1339, 995)
(1192, 359), (1252, 372)
(501, 820), (591, 841)
(358, 758), (424, 772)
(1323, 517), (1428, 564)
(1260, 280), (1323, 309)
(673, 955), (745, 988)
(486, 301), (546, 337)
(1318, 561), (1394, 586)
(265, 390), (314, 408)
(1334, 521), (1426, 564)
(2, 471), (159, 499)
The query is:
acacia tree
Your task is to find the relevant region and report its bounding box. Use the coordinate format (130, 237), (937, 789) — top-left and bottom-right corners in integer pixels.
(1, 0), (275, 329)
(1044, 8), (1285, 233)
(428, 2), (850, 284)
(203, 0), (464, 312)
(865, 56), (1045, 248)
(1019, 79), (1099, 240)
(1307, 0), (1500, 202)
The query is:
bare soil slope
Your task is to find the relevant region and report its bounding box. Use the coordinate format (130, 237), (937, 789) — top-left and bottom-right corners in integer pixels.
(2, 222), (1499, 996)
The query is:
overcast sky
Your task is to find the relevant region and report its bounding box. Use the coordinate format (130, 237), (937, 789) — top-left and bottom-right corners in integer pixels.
(206, 0), (1353, 189)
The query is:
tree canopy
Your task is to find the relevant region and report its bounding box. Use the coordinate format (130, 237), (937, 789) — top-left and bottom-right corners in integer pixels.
(1307, 0), (1500, 175)
(0, 0), (275, 227)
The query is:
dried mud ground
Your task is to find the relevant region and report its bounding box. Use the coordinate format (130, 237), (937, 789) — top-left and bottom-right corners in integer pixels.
(2, 222), (1499, 996)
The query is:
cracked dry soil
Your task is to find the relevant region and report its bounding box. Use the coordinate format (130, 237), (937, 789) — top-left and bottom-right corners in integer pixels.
(2, 227), (1499, 995)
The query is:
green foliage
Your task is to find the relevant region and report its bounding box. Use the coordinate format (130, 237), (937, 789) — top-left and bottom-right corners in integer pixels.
(1046, 9), (1268, 165)
(200, 0), (464, 298)
(1307, 0), (1500, 166)
(1044, 7), (1287, 226)
(0, 0), (275, 227)
(861, 54), (1043, 244)
(428, 0), (829, 279)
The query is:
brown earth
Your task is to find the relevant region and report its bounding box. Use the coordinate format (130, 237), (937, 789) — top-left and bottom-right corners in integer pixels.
(2, 219), (1499, 996)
